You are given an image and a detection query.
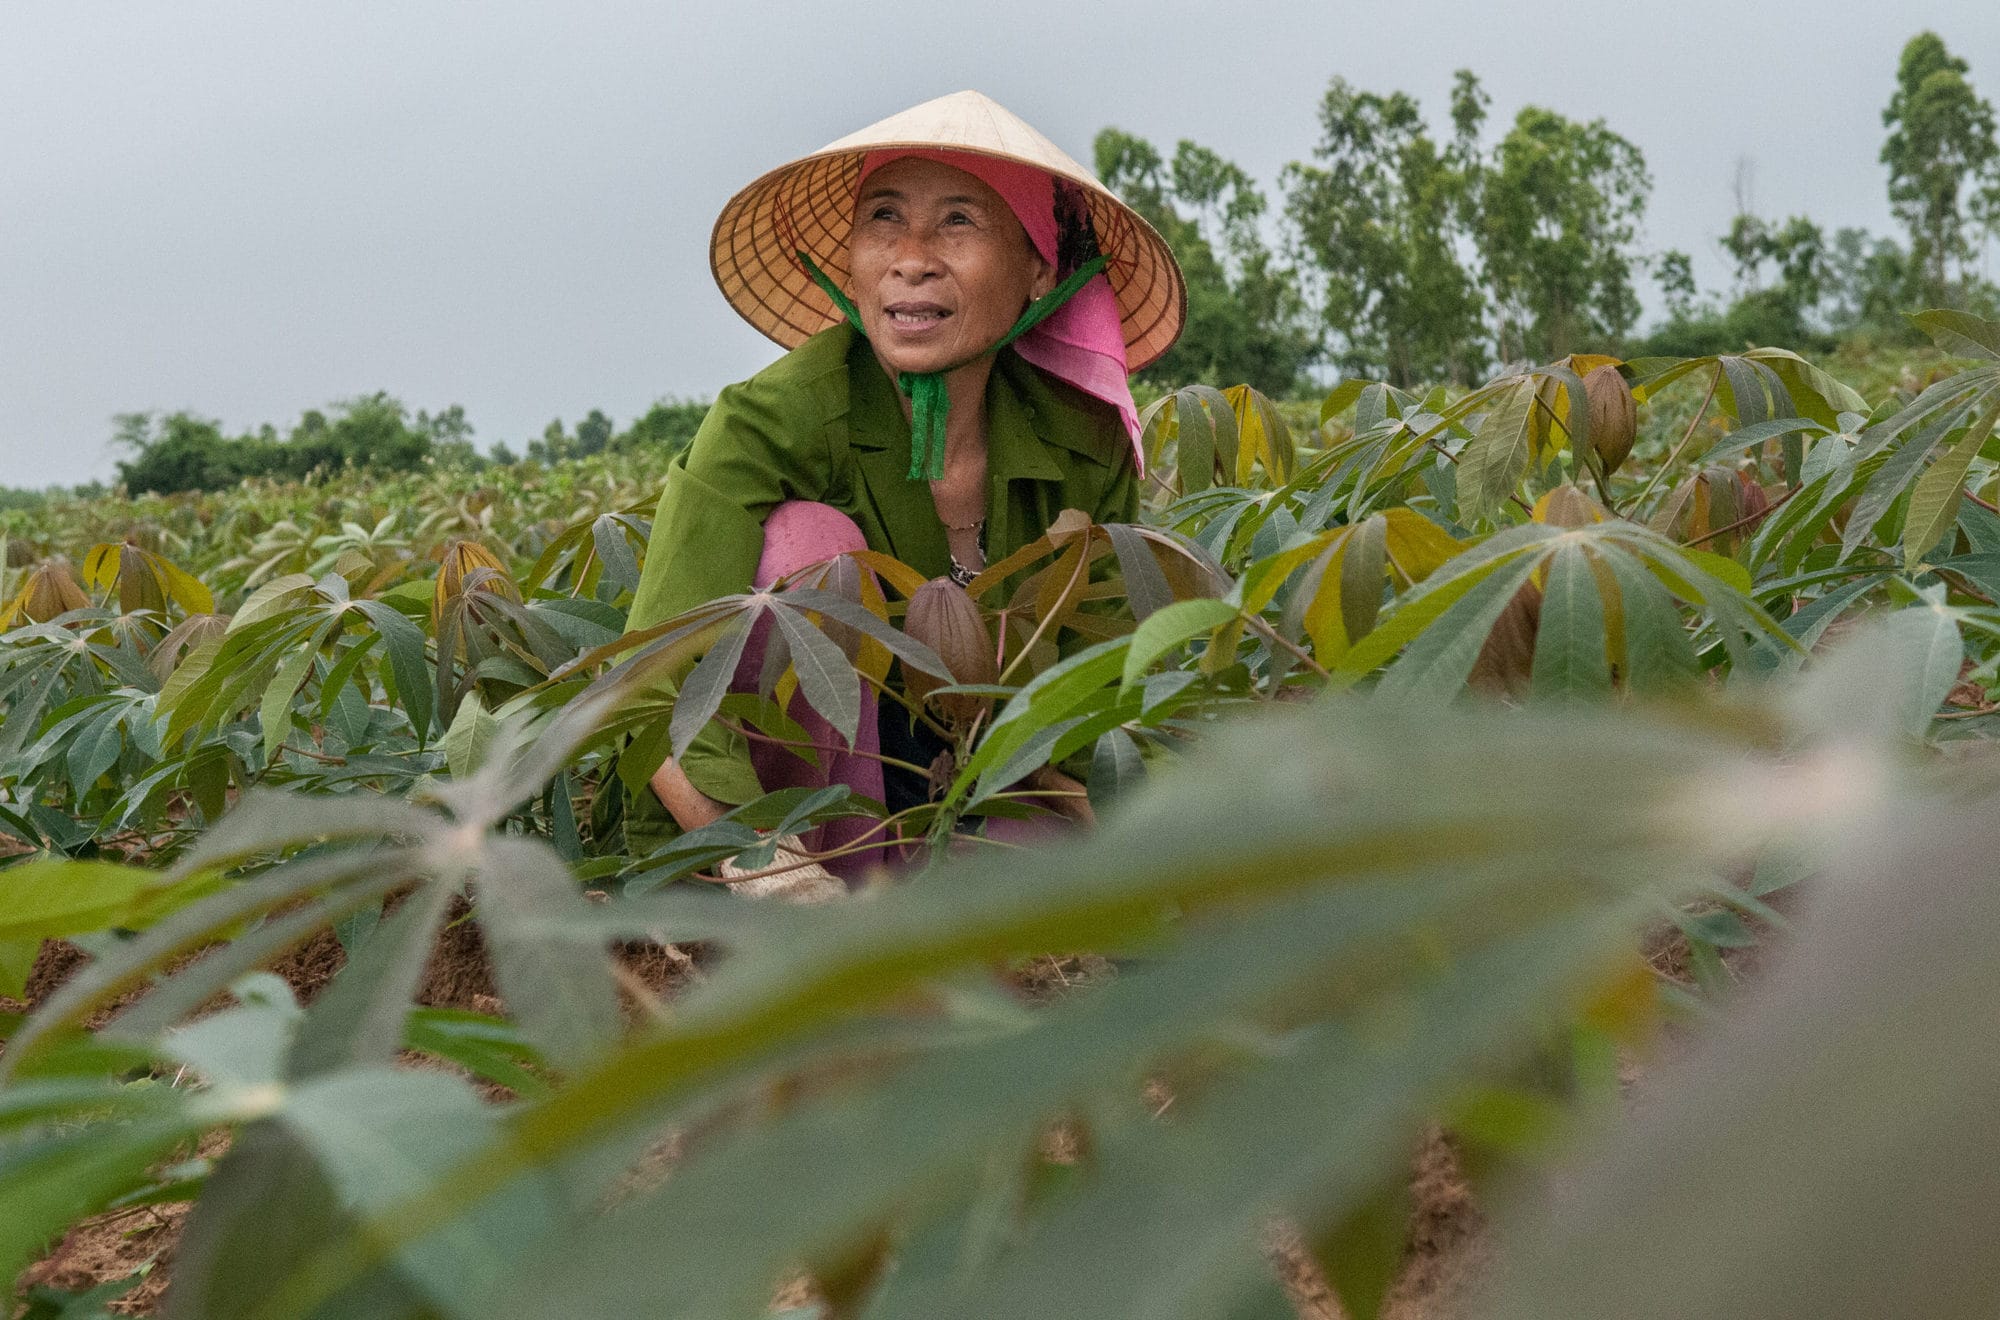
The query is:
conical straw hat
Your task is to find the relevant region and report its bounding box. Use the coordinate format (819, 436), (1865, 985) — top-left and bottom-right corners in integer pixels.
(711, 90), (1186, 372)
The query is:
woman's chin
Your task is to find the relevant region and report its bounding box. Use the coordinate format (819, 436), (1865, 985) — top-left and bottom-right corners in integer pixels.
(875, 344), (964, 378)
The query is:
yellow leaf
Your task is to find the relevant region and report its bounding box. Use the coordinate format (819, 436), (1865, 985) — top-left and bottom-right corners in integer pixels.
(1379, 509), (1462, 585)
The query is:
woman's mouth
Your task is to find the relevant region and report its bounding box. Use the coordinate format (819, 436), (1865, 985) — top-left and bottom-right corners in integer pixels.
(885, 303), (950, 333)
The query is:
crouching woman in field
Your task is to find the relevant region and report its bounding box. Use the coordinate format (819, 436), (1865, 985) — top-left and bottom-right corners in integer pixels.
(625, 91), (1185, 899)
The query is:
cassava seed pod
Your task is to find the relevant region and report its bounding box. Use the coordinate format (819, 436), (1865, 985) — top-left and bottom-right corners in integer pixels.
(18, 557), (90, 623)
(1584, 365), (1638, 475)
(903, 576), (998, 730)
(1468, 581), (1542, 699)
(1534, 483), (1609, 528)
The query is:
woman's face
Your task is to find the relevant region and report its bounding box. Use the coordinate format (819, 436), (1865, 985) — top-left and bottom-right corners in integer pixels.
(847, 157), (1053, 378)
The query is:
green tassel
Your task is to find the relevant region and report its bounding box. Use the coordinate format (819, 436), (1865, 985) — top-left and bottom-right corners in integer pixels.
(900, 371), (949, 480)
(797, 251), (1109, 482)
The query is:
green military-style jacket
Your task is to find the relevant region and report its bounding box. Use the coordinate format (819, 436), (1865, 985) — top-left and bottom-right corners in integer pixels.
(627, 322), (1139, 805)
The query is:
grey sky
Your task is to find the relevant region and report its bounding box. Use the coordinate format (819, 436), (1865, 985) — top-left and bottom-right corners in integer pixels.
(5, 0), (1998, 487)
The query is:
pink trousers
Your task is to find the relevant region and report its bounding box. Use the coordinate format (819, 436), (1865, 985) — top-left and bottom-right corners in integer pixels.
(738, 501), (1067, 882)
(739, 502), (887, 882)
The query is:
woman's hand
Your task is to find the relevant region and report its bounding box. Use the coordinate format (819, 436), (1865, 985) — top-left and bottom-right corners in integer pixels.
(1021, 765), (1096, 828)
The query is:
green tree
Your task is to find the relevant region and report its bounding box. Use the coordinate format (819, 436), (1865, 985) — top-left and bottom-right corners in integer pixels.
(1718, 213), (1829, 340)
(1653, 250), (1701, 323)
(576, 408), (614, 457)
(1881, 31), (1999, 303)
(1281, 75), (1487, 387)
(113, 412), (278, 495)
(1722, 213), (1771, 294)
(528, 418), (573, 465)
(616, 399), (709, 456)
(1095, 130), (1318, 395)
(419, 404), (483, 470)
(1824, 227), (1914, 334)
(284, 393), (431, 477)
(1474, 104), (1650, 361)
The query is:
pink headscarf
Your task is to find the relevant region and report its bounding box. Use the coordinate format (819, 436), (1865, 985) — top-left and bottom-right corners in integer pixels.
(858, 149), (1144, 474)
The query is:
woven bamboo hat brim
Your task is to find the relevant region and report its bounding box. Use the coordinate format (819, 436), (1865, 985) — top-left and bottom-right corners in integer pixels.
(711, 90), (1186, 373)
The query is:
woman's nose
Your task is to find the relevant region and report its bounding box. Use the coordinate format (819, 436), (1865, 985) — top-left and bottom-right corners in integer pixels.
(888, 234), (942, 281)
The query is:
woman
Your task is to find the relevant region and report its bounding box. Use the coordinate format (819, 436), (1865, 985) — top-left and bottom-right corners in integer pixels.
(626, 91), (1185, 895)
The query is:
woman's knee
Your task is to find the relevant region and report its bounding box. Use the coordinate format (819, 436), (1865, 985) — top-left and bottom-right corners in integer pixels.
(755, 501), (867, 588)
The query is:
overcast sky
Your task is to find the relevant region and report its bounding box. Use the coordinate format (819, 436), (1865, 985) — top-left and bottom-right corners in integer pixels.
(5, 0), (1998, 487)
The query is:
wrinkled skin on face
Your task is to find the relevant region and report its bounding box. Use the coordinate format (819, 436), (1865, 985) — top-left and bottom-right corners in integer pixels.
(846, 156), (1054, 381)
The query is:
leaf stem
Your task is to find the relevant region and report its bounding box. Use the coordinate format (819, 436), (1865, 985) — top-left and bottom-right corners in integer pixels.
(1243, 614), (1332, 681)
(1681, 485), (1796, 549)
(1621, 363), (1722, 518)
(996, 543), (1092, 686)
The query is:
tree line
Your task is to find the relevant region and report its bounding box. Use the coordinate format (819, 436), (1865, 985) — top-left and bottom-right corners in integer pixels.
(1111, 29), (2000, 392)
(109, 395), (709, 497)
(96, 30), (1998, 497)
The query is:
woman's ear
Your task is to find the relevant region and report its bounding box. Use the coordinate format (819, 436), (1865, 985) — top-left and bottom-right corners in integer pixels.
(1029, 255), (1056, 302)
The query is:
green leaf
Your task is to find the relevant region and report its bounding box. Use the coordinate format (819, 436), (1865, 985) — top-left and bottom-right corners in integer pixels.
(1481, 793), (2000, 1320)
(1104, 522), (1176, 620)
(472, 838), (622, 1076)
(278, 1067), (563, 1318)
(352, 600), (434, 744)
(288, 884), (456, 1081)
(1121, 598), (1238, 687)
(1879, 605), (1963, 738)
(0, 937), (42, 998)
(166, 1119), (427, 1320)
(769, 603), (861, 749)
(1532, 544), (1611, 701)
(64, 715), (123, 795)
(1600, 546), (1698, 691)
(442, 692), (499, 779)
(1314, 1181), (1412, 1320)
(258, 642), (319, 765)
(1456, 377), (1535, 522)
(1374, 552), (1543, 705)
(0, 859), (155, 941)
(1903, 394), (2000, 569)
(1693, 416), (1826, 467)
(669, 614), (754, 761)
(1911, 308), (2000, 362)
(0, 1113), (216, 1290)
(1088, 729), (1146, 815)
(1338, 514), (1389, 643)
(1334, 527), (1556, 678)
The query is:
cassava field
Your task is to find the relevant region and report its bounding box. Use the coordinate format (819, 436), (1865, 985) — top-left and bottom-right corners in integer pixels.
(6, 320), (2000, 1319)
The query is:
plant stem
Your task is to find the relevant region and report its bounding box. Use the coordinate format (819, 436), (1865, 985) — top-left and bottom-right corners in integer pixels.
(1243, 614), (1331, 680)
(1621, 363), (1721, 518)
